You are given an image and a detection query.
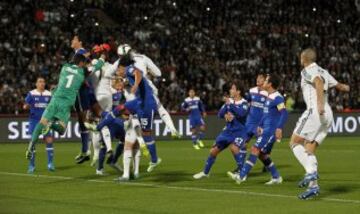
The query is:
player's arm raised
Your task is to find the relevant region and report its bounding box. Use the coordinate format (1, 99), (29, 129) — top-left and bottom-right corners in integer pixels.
(314, 76), (325, 115)
(131, 69), (142, 94)
(335, 83), (350, 92)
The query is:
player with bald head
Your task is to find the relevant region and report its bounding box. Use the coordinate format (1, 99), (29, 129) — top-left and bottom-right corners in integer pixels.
(290, 48), (350, 199)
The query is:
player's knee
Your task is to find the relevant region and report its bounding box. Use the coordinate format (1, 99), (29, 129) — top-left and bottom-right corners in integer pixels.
(44, 137), (53, 144)
(259, 153), (268, 161)
(210, 147), (220, 157)
(251, 146), (260, 155)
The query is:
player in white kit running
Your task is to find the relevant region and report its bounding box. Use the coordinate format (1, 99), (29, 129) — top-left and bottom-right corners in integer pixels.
(289, 48), (350, 200)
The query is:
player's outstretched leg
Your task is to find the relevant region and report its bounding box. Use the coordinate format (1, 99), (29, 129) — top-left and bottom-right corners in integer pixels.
(227, 144), (247, 179)
(233, 146), (260, 184)
(193, 146), (221, 179)
(26, 119), (48, 160)
(158, 105), (181, 138)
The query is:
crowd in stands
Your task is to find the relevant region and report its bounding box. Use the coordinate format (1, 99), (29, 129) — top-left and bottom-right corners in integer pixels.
(1, 0), (359, 114)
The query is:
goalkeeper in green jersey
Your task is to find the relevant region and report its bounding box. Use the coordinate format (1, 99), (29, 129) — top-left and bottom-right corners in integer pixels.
(26, 54), (104, 160)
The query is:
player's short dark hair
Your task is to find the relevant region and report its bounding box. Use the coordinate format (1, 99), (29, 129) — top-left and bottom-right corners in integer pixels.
(72, 54), (87, 65)
(231, 82), (245, 97)
(267, 73), (281, 89)
(36, 76), (45, 80)
(73, 31), (87, 44)
(119, 54), (135, 67)
(257, 72), (266, 78)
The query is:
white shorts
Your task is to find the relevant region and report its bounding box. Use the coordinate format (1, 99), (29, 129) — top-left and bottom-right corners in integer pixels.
(293, 105), (333, 144)
(125, 128), (137, 144)
(96, 94), (112, 111)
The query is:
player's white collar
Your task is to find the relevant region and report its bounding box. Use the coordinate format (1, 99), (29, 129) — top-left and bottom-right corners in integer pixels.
(304, 62), (317, 69)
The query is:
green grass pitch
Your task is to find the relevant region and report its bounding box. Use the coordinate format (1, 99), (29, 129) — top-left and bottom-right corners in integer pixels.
(0, 137), (359, 214)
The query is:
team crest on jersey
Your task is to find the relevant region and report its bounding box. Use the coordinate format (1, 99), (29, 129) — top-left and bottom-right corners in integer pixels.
(266, 101), (270, 105)
(45, 97), (49, 102)
(261, 97), (265, 102)
(252, 96), (255, 99)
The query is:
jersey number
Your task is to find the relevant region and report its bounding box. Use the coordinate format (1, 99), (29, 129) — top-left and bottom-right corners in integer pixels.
(65, 74), (74, 88)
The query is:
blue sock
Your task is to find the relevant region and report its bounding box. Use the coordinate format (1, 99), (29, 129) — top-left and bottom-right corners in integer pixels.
(97, 111), (115, 131)
(233, 152), (244, 172)
(238, 147), (247, 170)
(261, 157), (280, 179)
(98, 146), (106, 170)
(198, 131), (205, 140)
(191, 134), (198, 145)
(112, 142), (124, 164)
(240, 153), (258, 178)
(144, 136), (158, 163)
(80, 131), (89, 153)
(46, 143), (54, 164)
(203, 155), (216, 174)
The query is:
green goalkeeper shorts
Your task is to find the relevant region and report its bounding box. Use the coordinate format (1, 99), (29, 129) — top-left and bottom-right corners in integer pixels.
(42, 98), (72, 125)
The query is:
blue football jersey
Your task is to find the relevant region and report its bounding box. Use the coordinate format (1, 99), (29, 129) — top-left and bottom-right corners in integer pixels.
(25, 89), (52, 120)
(261, 91), (287, 134)
(218, 98), (248, 133)
(111, 88), (126, 109)
(125, 65), (156, 108)
(181, 96), (205, 119)
(245, 86), (268, 126)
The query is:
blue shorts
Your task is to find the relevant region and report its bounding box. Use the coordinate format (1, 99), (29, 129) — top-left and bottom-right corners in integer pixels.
(74, 84), (97, 112)
(28, 119), (52, 138)
(245, 123), (258, 141)
(109, 118), (125, 142)
(190, 117), (205, 129)
(124, 98), (156, 131)
(213, 130), (247, 151)
(254, 133), (276, 154)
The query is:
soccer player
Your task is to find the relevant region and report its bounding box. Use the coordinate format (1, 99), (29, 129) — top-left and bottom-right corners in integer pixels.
(232, 74), (288, 185)
(228, 73), (268, 175)
(289, 48), (350, 199)
(193, 83), (248, 179)
(117, 44), (180, 138)
(71, 34), (93, 163)
(25, 54), (100, 160)
(95, 54), (161, 173)
(23, 77), (53, 173)
(181, 89), (206, 149)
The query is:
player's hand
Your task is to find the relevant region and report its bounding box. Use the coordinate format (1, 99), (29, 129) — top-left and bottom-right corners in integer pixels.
(343, 84), (350, 92)
(257, 127), (263, 136)
(202, 112), (207, 118)
(317, 105), (325, 115)
(275, 128), (282, 142)
(225, 112), (234, 122)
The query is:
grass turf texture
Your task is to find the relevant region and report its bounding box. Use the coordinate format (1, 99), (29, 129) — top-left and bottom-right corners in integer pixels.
(0, 137), (359, 214)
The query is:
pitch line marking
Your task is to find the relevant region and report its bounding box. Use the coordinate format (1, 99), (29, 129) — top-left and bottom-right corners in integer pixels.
(0, 171), (359, 205)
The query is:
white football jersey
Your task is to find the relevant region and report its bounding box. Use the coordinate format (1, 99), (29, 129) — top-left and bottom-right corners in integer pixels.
(132, 53), (161, 96)
(91, 60), (118, 97)
(300, 63), (338, 110)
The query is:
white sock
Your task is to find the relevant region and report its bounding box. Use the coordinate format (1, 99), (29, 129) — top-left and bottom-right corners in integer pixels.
(158, 105), (177, 134)
(308, 154), (318, 174)
(292, 144), (312, 174)
(101, 127), (112, 152)
(123, 150), (132, 178)
(133, 149), (141, 175)
(92, 133), (101, 161)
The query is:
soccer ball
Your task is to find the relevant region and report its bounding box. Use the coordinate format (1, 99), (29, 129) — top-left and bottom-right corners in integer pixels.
(117, 44), (132, 56)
